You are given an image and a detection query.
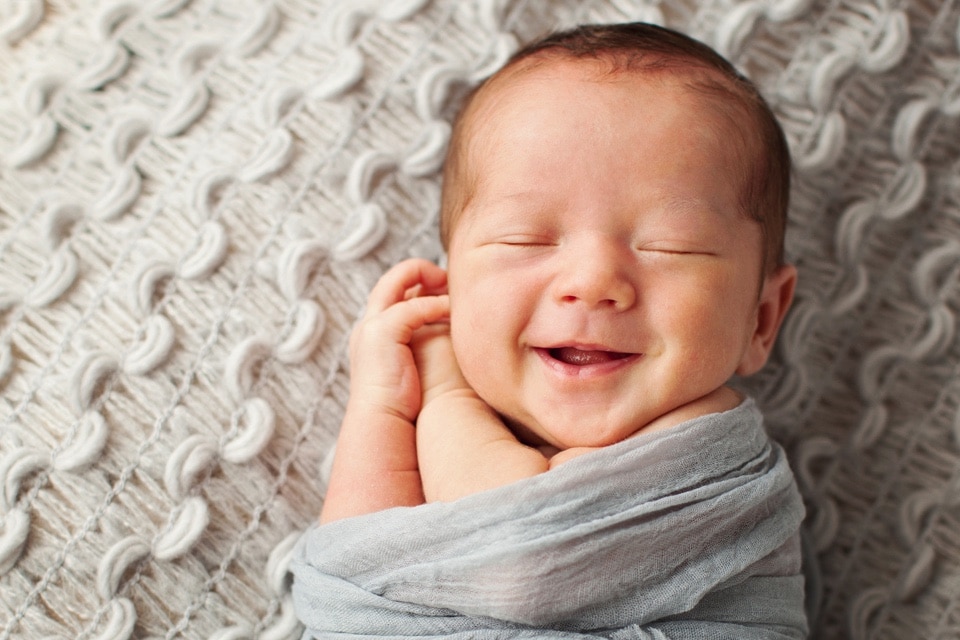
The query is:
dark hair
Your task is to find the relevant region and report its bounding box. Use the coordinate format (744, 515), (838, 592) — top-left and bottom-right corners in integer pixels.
(439, 22), (791, 275)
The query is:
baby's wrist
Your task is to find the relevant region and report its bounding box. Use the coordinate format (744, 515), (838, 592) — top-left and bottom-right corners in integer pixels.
(345, 390), (415, 426)
(421, 382), (480, 409)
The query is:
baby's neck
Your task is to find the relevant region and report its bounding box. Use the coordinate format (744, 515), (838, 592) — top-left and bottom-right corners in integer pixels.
(537, 386), (745, 470)
(638, 385), (745, 438)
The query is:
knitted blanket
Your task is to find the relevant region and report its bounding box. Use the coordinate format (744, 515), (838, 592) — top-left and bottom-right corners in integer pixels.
(1, 1), (958, 639)
(291, 400), (807, 639)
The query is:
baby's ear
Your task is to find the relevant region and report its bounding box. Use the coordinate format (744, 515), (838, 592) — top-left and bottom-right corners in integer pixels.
(736, 264), (797, 377)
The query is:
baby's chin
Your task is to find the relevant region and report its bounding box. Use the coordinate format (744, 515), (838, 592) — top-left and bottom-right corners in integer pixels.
(497, 386), (744, 451)
(498, 409), (645, 451)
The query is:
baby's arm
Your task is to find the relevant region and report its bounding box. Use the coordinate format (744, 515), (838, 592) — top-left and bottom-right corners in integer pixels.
(413, 325), (550, 503)
(319, 259), (449, 524)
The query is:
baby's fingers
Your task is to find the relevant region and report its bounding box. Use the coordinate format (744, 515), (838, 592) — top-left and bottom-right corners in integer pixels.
(364, 259), (447, 317)
(373, 293), (450, 345)
(350, 292), (450, 363)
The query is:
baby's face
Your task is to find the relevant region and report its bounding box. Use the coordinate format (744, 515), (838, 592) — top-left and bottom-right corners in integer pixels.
(446, 61), (768, 449)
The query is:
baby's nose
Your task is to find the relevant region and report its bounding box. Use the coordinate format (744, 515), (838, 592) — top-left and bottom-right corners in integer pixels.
(554, 244), (636, 311)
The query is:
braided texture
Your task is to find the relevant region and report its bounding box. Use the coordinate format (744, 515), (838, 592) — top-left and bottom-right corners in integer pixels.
(0, 1), (957, 638)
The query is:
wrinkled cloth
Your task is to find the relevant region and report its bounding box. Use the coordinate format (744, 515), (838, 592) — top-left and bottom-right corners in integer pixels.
(291, 399), (807, 639)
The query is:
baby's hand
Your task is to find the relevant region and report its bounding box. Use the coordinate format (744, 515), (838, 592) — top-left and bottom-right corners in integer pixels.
(412, 317), (567, 501)
(347, 259), (449, 424)
(411, 322), (473, 408)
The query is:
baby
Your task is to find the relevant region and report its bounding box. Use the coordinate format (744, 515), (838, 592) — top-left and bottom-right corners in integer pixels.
(294, 23), (808, 637)
(319, 21), (797, 521)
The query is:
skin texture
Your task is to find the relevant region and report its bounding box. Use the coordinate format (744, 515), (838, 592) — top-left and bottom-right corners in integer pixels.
(319, 59), (796, 520)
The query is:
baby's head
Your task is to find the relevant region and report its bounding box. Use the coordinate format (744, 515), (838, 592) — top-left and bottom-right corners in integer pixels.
(439, 23), (797, 450)
(441, 22), (790, 278)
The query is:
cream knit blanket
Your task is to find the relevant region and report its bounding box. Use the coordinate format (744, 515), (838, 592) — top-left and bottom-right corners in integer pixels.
(1, 1), (958, 639)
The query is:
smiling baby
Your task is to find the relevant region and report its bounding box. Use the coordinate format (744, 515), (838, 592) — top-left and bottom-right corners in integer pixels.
(294, 22), (808, 638)
(319, 21), (797, 516)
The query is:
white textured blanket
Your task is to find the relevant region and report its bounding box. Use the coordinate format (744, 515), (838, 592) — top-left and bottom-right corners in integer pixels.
(2, 2), (959, 639)
(291, 400), (807, 638)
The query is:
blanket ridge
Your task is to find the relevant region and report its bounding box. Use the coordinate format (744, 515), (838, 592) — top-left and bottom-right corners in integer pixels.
(292, 399), (807, 639)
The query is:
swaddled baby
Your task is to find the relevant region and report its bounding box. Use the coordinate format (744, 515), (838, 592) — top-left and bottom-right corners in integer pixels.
(294, 22), (807, 639)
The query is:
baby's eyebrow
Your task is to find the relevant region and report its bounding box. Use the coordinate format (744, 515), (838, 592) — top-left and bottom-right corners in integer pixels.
(467, 190), (552, 219)
(485, 190), (543, 205)
(655, 195), (733, 222)
(659, 195), (716, 213)
(469, 191), (733, 229)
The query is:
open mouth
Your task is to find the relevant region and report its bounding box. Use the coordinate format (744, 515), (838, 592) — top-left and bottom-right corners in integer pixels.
(546, 347), (634, 367)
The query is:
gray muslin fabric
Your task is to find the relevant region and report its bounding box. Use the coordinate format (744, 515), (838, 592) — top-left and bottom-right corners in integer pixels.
(291, 399), (807, 639)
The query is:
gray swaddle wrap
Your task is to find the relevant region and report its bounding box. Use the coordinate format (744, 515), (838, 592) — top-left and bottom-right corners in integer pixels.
(291, 399), (807, 639)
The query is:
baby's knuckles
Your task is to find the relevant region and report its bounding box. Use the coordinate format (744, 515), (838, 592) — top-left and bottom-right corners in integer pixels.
(348, 315), (423, 423)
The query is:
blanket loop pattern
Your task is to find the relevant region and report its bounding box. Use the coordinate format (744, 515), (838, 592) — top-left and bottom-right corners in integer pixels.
(3, 1), (960, 638)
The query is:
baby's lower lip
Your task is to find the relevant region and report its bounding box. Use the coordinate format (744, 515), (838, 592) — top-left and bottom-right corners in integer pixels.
(548, 347), (631, 365)
(534, 347), (640, 376)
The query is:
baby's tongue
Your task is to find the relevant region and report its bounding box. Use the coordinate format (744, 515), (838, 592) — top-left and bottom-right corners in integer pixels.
(552, 347), (622, 366)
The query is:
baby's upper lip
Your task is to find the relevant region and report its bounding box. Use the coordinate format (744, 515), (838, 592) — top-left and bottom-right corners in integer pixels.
(537, 342), (635, 354)
(534, 343), (640, 368)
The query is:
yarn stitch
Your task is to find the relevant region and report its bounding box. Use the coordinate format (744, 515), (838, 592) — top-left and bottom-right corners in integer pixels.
(1, 1), (959, 638)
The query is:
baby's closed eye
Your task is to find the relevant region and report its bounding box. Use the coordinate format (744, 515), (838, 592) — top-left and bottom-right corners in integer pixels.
(635, 240), (719, 257)
(497, 237), (556, 247)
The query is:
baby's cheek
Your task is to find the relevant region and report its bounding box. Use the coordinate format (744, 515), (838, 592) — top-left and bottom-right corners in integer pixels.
(447, 313), (481, 381)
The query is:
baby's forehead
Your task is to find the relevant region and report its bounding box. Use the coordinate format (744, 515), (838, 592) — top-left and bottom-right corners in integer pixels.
(468, 56), (751, 133)
(441, 53), (769, 248)
(462, 57), (757, 170)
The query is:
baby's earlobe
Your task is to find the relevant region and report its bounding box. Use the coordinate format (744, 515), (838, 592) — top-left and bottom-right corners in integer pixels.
(737, 265), (797, 376)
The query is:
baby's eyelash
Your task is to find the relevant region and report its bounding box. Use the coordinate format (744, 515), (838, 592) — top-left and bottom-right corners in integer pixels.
(649, 249), (702, 255)
(497, 237), (554, 247)
(637, 248), (719, 260)
(636, 242), (715, 255)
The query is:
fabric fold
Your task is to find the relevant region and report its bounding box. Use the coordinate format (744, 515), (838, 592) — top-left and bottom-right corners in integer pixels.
(292, 399), (807, 638)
